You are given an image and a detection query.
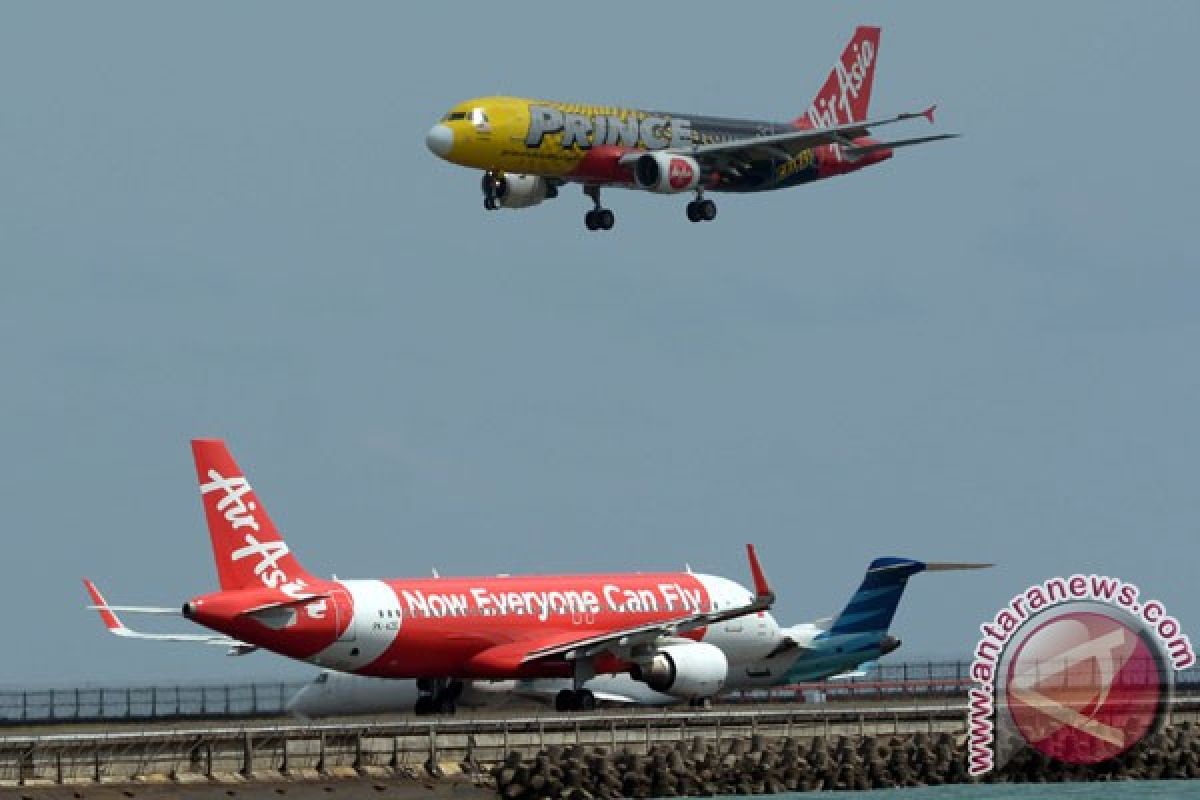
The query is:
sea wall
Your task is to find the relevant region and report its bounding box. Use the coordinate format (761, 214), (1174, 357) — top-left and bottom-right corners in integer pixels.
(493, 721), (1200, 798)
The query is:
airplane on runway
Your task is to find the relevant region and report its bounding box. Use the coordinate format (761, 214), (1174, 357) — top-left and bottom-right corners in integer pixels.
(425, 26), (957, 230)
(284, 662), (880, 718)
(86, 439), (778, 714)
(285, 670), (679, 719)
(283, 560), (961, 717)
(84, 442), (987, 714)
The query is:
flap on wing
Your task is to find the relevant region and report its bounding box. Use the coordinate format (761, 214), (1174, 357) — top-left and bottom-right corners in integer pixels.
(521, 544), (775, 665)
(840, 133), (959, 159)
(680, 106), (951, 165)
(464, 636), (582, 677)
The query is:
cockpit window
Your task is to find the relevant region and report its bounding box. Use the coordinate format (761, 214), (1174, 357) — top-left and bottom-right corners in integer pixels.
(314, 672), (329, 684)
(443, 112), (467, 121)
(468, 108), (490, 131)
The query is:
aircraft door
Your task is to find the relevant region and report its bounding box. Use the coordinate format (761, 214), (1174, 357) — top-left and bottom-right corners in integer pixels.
(332, 588), (357, 642)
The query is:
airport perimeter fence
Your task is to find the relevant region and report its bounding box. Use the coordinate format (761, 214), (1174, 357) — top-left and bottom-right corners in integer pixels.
(2, 660), (1198, 725)
(0, 682), (307, 725)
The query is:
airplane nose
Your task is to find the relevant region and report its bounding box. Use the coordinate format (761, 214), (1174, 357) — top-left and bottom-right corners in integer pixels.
(425, 124), (454, 157)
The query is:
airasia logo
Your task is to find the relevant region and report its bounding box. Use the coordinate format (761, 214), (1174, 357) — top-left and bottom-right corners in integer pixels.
(668, 158), (695, 189)
(200, 468), (326, 618)
(807, 37), (875, 128)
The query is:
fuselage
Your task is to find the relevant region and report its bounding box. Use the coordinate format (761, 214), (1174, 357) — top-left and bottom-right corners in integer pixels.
(426, 95), (890, 193)
(186, 570), (780, 680)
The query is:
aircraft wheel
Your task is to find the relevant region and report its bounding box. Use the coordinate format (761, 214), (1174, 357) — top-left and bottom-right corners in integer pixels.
(686, 201), (702, 222)
(484, 196), (498, 211)
(700, 199), (717, 221)
(435, 697), (457, 715)
(414, 696), (435, 716)
(576, 689), (596, 712)
(555, 688), (574, 712)
(597, 209), (615, 230)
(584, 210), (598, 230)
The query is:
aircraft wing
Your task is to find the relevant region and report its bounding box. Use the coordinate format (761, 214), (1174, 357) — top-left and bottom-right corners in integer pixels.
(83, 579), (256, 654)
(618, 106), (956, 168)
(520, 544), (774, 664)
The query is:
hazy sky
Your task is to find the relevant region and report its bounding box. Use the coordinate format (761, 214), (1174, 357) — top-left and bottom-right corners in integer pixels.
(2, 2), (1197, 686)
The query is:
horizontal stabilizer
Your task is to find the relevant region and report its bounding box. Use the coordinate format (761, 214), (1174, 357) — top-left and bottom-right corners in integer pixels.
(240, 594), (331, 616)
(87, 605), (179, 615)
(924, 561), (994, 571)
(240, 594), (331, 631)
(83, 578), (248, 648)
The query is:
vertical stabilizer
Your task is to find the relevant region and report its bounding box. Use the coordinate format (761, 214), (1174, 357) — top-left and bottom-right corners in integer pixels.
(191, 439), (315, 594)
(826, 557), (925, 637)
(796, 26), (881, 128)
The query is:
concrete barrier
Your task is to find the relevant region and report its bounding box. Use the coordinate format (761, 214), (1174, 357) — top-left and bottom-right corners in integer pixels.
(2, 702), (1196, 795)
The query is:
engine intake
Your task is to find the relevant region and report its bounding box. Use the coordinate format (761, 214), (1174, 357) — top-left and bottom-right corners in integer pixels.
(631, 641), (727, 698)
(633, 152), (701, 194)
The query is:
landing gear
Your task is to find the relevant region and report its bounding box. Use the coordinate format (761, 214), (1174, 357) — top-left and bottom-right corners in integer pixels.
(554, 688), (597, 712)
(688, 697), (714, 710)
(686, 197), (717, 223)
(414, 678), (463, 716)
(482, 171), (502, 211)
(585, 209), (614, 231)
(583, 185), (614, 231)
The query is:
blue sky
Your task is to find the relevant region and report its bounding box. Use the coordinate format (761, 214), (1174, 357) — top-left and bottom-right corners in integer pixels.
(1, 2), (1197, 685)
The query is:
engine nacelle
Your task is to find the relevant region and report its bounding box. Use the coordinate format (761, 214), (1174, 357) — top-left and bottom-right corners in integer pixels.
(632, 152), (701, 194)
(495, 174), (551, 209)
(631, 641), (728, 698)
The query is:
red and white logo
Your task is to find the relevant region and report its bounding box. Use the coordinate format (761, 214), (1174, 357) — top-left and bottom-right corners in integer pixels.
(1005, 609), (1166, 765)
(668, 158), (695, 190)
(967, 575), (1190, 775)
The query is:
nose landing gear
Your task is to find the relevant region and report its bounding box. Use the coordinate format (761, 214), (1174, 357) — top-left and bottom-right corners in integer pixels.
(482, 171), (502, 211)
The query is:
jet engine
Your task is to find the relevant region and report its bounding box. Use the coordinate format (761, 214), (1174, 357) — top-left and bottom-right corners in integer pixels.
(489, 174), (553, 209)
(631, 641), (728, 698)
(632, 152), (701, 194)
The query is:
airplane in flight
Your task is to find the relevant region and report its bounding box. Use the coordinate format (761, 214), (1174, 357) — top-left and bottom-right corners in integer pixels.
(425, 26), (957, 230)
(85, 441), (986, 714)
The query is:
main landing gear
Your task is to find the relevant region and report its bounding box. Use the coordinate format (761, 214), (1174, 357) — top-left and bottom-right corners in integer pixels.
(686, 194), (717, 223)
(584, 185), (614, 231)
(555, 688), (597, 712)
(414, 678), (463, 715)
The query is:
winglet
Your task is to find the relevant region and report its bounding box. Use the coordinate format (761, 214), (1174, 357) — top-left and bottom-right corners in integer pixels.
(746, 544), (774, 603)
(922, 104), (937, 124)
(83, 578), (126, 633)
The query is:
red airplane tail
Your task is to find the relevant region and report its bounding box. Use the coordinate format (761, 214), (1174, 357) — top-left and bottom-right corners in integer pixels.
(795, 25), (881, 129)
(191, 439), (316, 594)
